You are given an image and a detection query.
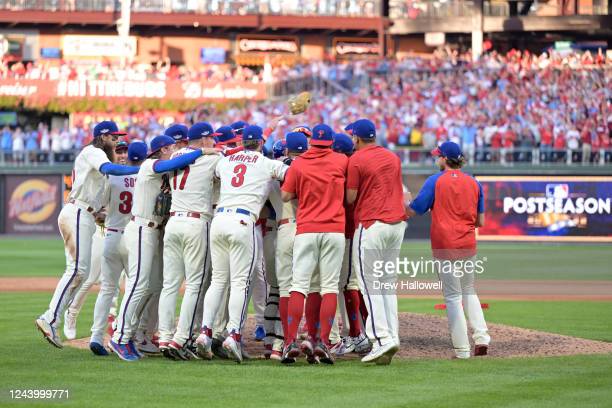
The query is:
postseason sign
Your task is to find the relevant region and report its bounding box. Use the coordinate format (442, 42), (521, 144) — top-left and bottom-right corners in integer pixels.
(477, 176), (612, 242)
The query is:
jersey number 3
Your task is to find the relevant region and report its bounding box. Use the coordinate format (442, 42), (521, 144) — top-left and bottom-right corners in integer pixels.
(231, 164), (247, 187)
(118, 191), (133, 214)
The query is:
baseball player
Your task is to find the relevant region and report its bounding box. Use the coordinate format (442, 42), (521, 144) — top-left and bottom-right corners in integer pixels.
(165, 124), (189, 149)
(62, 141), (130, 340)
(273, 133), (308, 360)
(36, 121), (139, 348)
(110, 135), (209, 361)
(330, 133), (370, 355)
(281, 124), (348, 365)
(195, 125), (288, 363)
(158, 122), (221, 360)
(407, 141), (490, 359)
(346, 119), (407, 365)
(89, 141), (148, 355)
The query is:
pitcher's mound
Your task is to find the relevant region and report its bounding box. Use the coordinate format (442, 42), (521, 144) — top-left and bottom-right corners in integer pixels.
(66, 312), (612, 360)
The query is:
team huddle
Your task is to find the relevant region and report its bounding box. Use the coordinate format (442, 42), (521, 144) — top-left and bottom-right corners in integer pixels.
(35, 115), (490, 365)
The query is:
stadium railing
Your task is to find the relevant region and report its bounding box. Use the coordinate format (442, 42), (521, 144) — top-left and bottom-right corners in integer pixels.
(1, 146), (610, 168)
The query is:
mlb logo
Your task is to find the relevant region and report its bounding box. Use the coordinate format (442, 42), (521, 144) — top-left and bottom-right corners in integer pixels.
(545, 184), (569, 199)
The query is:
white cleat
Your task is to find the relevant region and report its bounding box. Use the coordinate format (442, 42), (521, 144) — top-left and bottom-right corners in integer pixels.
(222, 336), (243, 364)
(195, 334), (213, 360)
(352, 333), (372, 354)
(63, 310), (77, 340)
(35, 317), (63, 349)
(361, 342), (399, 365)
(454, 351), (471, 360)
(137, 337), (160, 354)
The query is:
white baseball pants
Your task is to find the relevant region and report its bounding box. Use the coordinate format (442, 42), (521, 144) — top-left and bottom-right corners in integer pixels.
(90, 228), (128, 344)
(112, 220), (161, 345)
(290, 232), (345, 296)
(354, 221), (406, 348)
(436, 256), (490, 357)
(67, 225), (105, 317)
(201, 212), (258, 336)
(158, 216), (211, 346)
(41, 203), (96, 328)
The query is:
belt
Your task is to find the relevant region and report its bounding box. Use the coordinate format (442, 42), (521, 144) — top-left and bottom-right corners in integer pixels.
(106, 228), (124, 233)
(170, 211), (201, 219)
(278, 218), (296, 226)
(69, 199), (94, 213)
(131, 216), (161, 230)
(216, 207), (253, 218)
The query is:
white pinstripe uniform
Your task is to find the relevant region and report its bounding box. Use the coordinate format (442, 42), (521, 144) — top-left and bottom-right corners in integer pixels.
(40, 145), (111, 330)
(90, 174), (136, 344)
(158, 148), (220, 348)
(112, 159), (165, 345)
(200, 150), (287, 338)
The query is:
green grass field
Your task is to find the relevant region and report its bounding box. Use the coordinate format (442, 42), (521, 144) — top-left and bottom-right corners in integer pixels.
(1, 238), (611, 407)
(1, 238), (610, 280)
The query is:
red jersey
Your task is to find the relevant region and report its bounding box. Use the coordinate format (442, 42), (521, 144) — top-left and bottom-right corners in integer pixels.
(410, 169), (484, 259)
(281, 147), (348, 234)
(346, 145), (406, 229)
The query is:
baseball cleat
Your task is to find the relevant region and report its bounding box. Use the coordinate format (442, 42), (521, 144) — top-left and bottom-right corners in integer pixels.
(454, 352), (471, 360)
(263, 344), (273, 359)
(137, 337), (160, 354)
(195, 334), (213, 360)
(352, 333), (372, 354)
(89, 341), (109, 356)
(474, 344), (488, 356)
(281, 342), (300, 364)
(254, 325), (265, 342)
(128, 340), (144, 359)
(109, 340), (138, 362)
(35, 317), (63, 349)
(63, 310), (77, 340)
(270, 350), (283, 361)
(361, 342), (399, 364)
(300, 339), (318, 364)
(222, 336), (243, 364)
(314, 342), (335, 365)
(184, 344), (201, 360)
(211, 337), (229, 359)
(330, 340), (348, 356)
(166, 341), (189, 361)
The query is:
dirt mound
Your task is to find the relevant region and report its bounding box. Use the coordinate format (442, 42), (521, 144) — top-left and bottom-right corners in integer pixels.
(65, 312), (612, 360)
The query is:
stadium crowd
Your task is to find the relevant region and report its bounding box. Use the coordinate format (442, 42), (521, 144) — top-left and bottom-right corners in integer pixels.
(1, 50), (610, 165)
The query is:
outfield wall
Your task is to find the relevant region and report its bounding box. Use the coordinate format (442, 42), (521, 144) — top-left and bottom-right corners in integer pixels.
(1, 166), (611, 242)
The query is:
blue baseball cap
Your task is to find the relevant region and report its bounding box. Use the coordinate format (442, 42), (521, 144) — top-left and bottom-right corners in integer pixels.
(351, 119), (376, 139)
(93, 121), (126, 138)
(148, 135), (176, 157)
(332, 133), (354, 154)
(114, 140), (128, 152)
(292, 125), (312, 138)
(215, 126), (240, 145)
(272, 139), (287, 158)
(431, 141), (463, 160)
(344, 123), (354, 135)
(231, 120), (249, 135)
(128, 141), (148, 162)
(242, 125), (263, 141)
(311, 124), (334, 147)
(188, 122), (220, 141)
(165, 124), (189, 142)
(286, 132), (308, 153)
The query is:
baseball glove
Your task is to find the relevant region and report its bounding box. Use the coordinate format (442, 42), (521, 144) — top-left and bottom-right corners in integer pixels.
(154, 175), (172, 217)
(288, 91), (311, 115)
